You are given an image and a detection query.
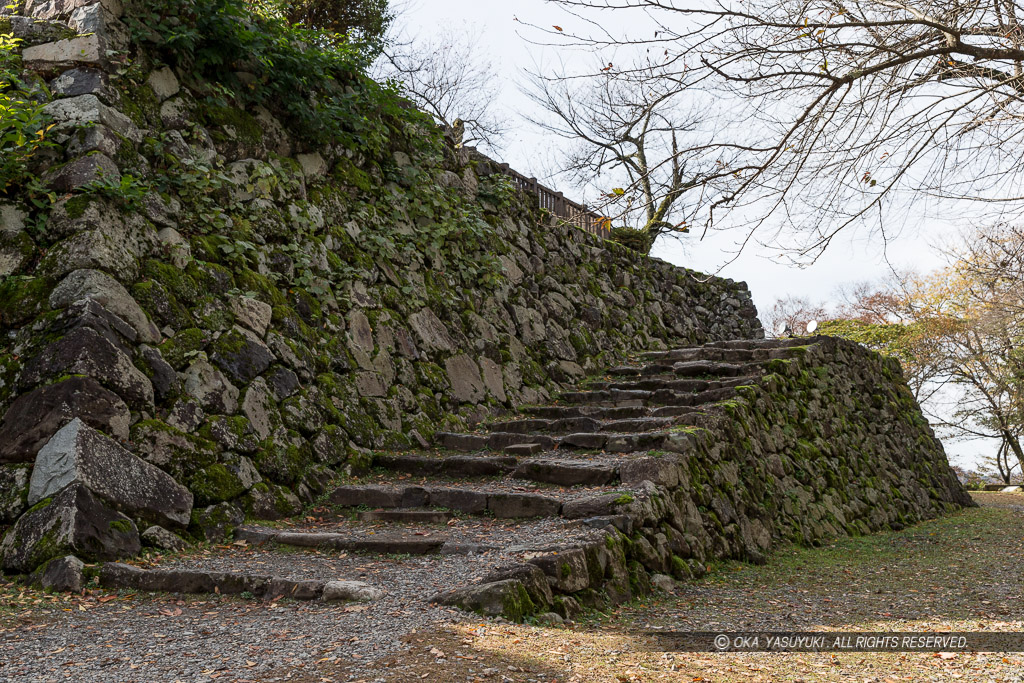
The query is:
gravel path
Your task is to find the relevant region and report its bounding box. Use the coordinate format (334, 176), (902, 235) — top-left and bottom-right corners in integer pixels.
(3, 493), (1019, 683)
(0, 516), (603, 682)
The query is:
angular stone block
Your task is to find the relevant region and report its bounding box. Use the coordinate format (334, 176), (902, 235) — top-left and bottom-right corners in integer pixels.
(19, 326), (154, 408)
(0, 483), (140, 573)
(0, 377), (130, 464)
(445, 354), (485, 403)
(140, 525), (190, 551)
(22, 34), (102, 72)
(45, 154), (120, 193)
(182, 359), (239, 414)
(229, 295), (272, 337)
(29, 418), (193, 528)
(529, 548), (590, 593)
(50, 269), (161, 343)
(321, 580), (383, 603)
(39, 555), (85, 592)
(43, 94), (138, 141)
(209, 325), (274, 385)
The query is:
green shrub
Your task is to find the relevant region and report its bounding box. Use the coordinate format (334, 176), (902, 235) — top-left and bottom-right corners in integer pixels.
(0, 34), (56, 201)
(124, 0), (421, 150)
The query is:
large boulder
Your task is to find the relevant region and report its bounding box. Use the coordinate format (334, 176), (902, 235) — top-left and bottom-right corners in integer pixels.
(19, 326), (155, 408)
(28, 419), (193, 528)
(50, 269), (161, 343)
(0, 377), (131, 464)
(0, 483), (141, 573)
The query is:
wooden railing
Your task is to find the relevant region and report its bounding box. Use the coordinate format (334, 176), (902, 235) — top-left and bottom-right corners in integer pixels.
(464, 146), (611, 240)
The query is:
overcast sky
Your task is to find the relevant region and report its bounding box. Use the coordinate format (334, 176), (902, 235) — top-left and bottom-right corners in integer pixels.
(393, 1), (989, 469)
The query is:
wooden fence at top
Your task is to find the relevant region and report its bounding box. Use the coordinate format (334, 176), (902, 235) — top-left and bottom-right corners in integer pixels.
(464, 146), (611, 240)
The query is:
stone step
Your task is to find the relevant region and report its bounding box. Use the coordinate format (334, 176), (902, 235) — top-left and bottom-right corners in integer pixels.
(366, 450), (628, 487)
(486, 416), (603, 434)
(99, 563), (385, 603)
(483, 414), (672, 436)
(598, 417), (677, 432)
(560, 431), (670, 452)
(373, 453), (516, 477)
(521, 405), (650, 420)
(511, 459), (618, 486)
(327, 483), (566, 518)
(235, 526), (446, 554)
(437, 431), (557, 452)
(357, 509), (454, 523)
(671, 360), (752, 377)
(640, 338), (813, 362)
(555, 385), (742, 408)
(589, 376), (756, 393)
(605, 363), (676, 377)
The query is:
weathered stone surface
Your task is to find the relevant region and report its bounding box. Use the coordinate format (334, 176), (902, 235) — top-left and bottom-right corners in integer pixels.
(43, 94), (138, 140)
(46, 153), (120, 193)
(618, 456), (682, 488)
(265, 578), (324, 600)
(51, 269), (160, 343)
(244, 482), (302, 520)
(487, 493), (561, 518)
(432, 579), (535, 621)
(0, 464), (31, 524)
(438, 432), (488, 451)
(28, 419), (194, 528)
(561, 493), (628, 520)
(0, 483), (140, 573)
(0, 377), (130, 464)
(6, 15), (74, 45)
(297, 152), (327, 179)
(481, 563), (553, 609)
(0, 203), (26, 236)
(479, 356), (507, 402)
(49, 67), (112, 99)
(327, 485), (402, 508)
(147, 66), (180, 101)
(408, 308), (456, 352)
(0, 232), (29, 276)
(141, 525), (190, 551)
(19, 326), (155, 408)
(530, 548), (590, 593)
(25, 0), (123, 21)
(425, 487), (488, 514)
(229, 296), (272, 337)
(240, 378), (278, 440)
(190, 502), (244, 542)
(321, 580), (384, 602)
(182, 359), (240, 414)
(650, 573), (677, 593)
(138, 345), (178, 401)
(445, 354), (485, 403)
(38, 555), (85, 593)
(22, 34), (102, 70)
(209, 325), (275, 385)
(512, 460), (616, 487)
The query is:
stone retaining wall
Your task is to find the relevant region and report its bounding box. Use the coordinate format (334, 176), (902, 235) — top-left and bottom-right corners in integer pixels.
(0, 0), (761, 571)
(437, 338), (974, 618)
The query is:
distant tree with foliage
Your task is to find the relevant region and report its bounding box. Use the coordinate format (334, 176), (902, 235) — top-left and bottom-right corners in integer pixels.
(254, 0), (393, 52)
(777, 225), (1024, 474)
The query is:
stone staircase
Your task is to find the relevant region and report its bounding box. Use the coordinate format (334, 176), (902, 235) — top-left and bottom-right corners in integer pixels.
(98, 337), (973, 620)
